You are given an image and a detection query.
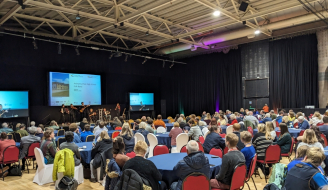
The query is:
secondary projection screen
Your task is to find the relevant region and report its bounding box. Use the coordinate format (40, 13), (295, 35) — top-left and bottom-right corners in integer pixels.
(0, 91), (29, 118)
(49, 72), (101, 106)
(129, 93), (154, 111)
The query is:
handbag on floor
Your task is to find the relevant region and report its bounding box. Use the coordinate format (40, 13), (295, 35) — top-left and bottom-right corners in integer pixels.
(57, 176), (78, 190)
(8, 165), (22, 176)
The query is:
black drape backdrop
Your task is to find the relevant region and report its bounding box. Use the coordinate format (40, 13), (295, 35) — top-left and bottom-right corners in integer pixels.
(269, 34), (319, 110)
(162, 50), (243, 115)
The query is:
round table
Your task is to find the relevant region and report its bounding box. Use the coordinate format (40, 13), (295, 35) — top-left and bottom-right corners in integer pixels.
(147, 153), (222, 185)
(154, 132), (171, 148)
(166, 123), (173, 132)
(76, 142), (93, 164)
(163, 119), (169, 123)
(275, 127), (301, 138)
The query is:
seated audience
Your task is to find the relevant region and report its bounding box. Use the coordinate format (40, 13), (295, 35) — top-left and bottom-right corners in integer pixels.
(35, 125), (44, 138)
(311, 126), (326, 148)
(311, 112), (323, 126)
(240, 131), (256, 171)
(177, 117), (187, 131)
(40, 130), (58, 164)
(203, 125), (225, 153)
(118, 116), (124, 125)
(204, 113), (211, 120)
(136, 122), (150, 145)
(243, 111), (259, 127)
(94, 121), (107, 140)
(297, 129), (324, 155)
(288, 112), (295, 122)
(229, 114), (238, 125)
(275, 123), (292, 154)
(287, 145), (324, 172)
(235, 112), (243, 122)
(90, 131), (113, 182)
(319, 116), (328, 138)
(240, 108), (246, 115)
(0, 132), (15, 161)
(132, 119), (140, 131)
(145, 119), (155, 133)
(174, 114), (180, 122)
(0, 122), (13, 134)
(171, 140), (210, 190)
(48, 120), (59, 130)
(270, 110), (277, 120)
(218, 114), (227, 125)
(19, 126), (41, 170)
(260, 113), (272, 124)
(60, 131), (81, 166)
(232, 123), (245, 150)
(185, 119), (202, 141)
(266, 122), (276, 140)
(69, 123), (82, 143)
(282, 116), (292, 128)
(214, 112), (220, 121)
(16, 123), (29, 137)
(169, 122), (183, 147)
(296, 116), (310, 130)
(80, 118), (88, 131)
(201, 111), (207, 120)
(276, 111), (284, 124)
(80, 124), (94, 142)
(284, 147), (328, 190)
(210, 133), (246, 189)
(110, 117), (122, 129)
(119, 124), (135, 153)
(153, 115), (166, 128)
(123, 140), (166, 190)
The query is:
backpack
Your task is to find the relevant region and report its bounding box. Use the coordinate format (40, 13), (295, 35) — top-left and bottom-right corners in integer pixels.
(57, 176), (78, 190)
(268, 163), (287, 188)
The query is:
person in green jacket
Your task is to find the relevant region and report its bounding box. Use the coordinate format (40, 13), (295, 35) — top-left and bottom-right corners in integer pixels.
(275, 123), (292, 153)
(16, 123), (29, 137)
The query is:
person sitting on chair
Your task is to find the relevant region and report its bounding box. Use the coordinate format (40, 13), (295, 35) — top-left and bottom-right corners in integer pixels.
(0, 122), (13, 134)
(119, 124), (135, 153)
(60, 131), (81, 166)
(80, 124), (94, 142)
(203, 125), (225, 154)
(19, 126), (41, 170)
(153, 115), (166, 128)
(0, 132), (15, 166)
(40, 130), (58, 164)
(69, 123), (82, 143)
(16, 123), (29, 137)
(171, 140), (210, 190)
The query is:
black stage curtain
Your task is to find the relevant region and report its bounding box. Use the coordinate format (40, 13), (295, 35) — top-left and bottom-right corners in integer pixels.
(269, 34), (318, 110)
(162, 49), (243, 115)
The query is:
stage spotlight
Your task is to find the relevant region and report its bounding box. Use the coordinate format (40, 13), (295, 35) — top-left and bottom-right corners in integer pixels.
(32, 37), (38, 50)
(57, 43), (62, 54)
(142, 58), (147, 64)
(75, 46), (80, 55)
(109, 52), (114, 59)
(190, 44), (197, 51)
(254, 29), (260, 34)
(169, 63), (174, 68)
(213, 10), (220, 16)
(124, 54), (128, 62)
(163, 60), (165, 68)
(146, 31), (149, 36)
(114, 51), (122, 57)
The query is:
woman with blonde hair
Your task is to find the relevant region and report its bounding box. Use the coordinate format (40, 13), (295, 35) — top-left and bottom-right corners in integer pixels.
(266, 122), (276, 140)
(252, 124), (273, 160)
(311, 112), (323, 126)
(119, 123), (135, 152)
(204, 113), (211, 120)
(297, 129), (324, 153)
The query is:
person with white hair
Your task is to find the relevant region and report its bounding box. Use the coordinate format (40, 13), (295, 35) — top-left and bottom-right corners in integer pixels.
(170, 140), (210, 190)
(30, 121), (36, 127)
(19, 126), (41, 170)
(243, 111), (259, 126)
(296, 116), (310, 130)
(260, 113), (272, 124)
(0, 122), (13, 134)
(229, 114), (238, 125)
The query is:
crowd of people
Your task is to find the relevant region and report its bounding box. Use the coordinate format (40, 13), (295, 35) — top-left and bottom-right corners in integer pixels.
(1, 107), (328, 189)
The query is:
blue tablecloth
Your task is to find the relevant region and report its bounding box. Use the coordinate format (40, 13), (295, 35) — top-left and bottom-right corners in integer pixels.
(147, 153), (222, 185)
(77, 142), (93, 164)
(275, 127), (301, 138)
(221, 125), (228, 134)
(154, 132), (171, 148)
(16, 142), (20, 147)
(166, 123), (173, 132)
(163, 119), (169, 123)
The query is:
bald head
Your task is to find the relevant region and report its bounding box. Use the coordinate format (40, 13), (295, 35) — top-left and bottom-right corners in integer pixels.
(248, 111), (253, 116)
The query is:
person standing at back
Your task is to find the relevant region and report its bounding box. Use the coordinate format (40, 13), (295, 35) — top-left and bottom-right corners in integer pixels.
(263, 104), (269, 113)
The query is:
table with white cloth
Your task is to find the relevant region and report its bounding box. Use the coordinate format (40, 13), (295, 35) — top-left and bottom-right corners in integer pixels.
(147, 153), (222, 186)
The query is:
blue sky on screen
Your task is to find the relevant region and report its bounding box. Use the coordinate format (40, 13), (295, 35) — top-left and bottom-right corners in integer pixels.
(52, 72), (69, 84)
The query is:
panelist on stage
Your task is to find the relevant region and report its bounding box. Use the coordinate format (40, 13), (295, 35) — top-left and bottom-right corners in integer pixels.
(69, 104), (77, 123)
(59, 104), (67, 124)
(115, 103), (120, 117)
(0, 104), (8, 118)
(79, 102), (89, 121)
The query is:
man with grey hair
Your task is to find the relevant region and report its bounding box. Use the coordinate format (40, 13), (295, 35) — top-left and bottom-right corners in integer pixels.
(0, 122), (13, 134)
(30, 121), (36, 127)
(19, 126), (41, 170)
(296, 116), (310, 130)
(260, 113), (272, 124)
(243, 111), (259, 126)
(170, 140), (210, 190)
(177, 117), (187, 130)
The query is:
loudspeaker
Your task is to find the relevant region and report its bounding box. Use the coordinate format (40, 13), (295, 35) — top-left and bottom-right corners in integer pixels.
(239, 1), (249, 12)
(161, 100), (166, 119)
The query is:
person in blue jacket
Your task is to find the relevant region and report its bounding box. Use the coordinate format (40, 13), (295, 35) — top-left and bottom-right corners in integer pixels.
(296, 116), (310, 130)
(203, 125), (225, 153)
(170, 140), (210, 190)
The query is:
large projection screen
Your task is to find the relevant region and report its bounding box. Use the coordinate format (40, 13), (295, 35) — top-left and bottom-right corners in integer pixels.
(0, 91), (29, 118)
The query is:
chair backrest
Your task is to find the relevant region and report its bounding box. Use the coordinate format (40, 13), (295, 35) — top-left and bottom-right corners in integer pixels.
(182, 172), (210, 190)
(180, 145), (187, 153)
(62, 126), (69, 131)
(198, 136), (205, 144)
(197, 141), (204, 152)
(147, 133), (158, 148)
(209, 148), (223, 158)
(86, 135), (95, 142)
(276, 120), (279, 127)
(223, 146), (228, 154)
(157, 127), (166, 133)
(7, 134), (13, 140)
(112, 131), (120, 139)
(246, 154), (257, 180)
(230, 164), (247, 189)
(153, 145), (169, 156)
(57, 137), (66, 147)
(34, 147), (46, 169)
(276, 131), (281, 138)
(321, 133), (328, 146)
(204, 120), (211, 125)
(14, 132), (21, 142)
(247, 127), (253, 136)
(317, 123), (325, 127)
(27, 142), (40, 158)
(289, 137), (295, 154)
(264, 145), (281, 163)
(115, 127), (122, 130)
(57, 129), (65, 136)
(134, 133), (145, 144)
(126, 151), (136, 158)
(219, 133), (226, 138)
(1, 145), (19, 164)
(226, 125), (233, 135)
(176, 133), (188, 153)
(299, 130), (305, 136)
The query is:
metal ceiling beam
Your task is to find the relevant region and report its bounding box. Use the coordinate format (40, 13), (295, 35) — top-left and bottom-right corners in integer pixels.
(0, 0), (31, 25)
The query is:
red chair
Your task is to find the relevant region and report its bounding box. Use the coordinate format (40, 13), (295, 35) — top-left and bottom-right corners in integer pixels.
(299, 130), (305, 137)
(0, 145), (20, 180)
(247, 127), (253, 136)
(209, 148), (223, 158)
(153, 145), (169, 156)
(199, 136), (205, 144)
(197, 141), (204, 152)
(126, 151), (136, 158)
(182, 172), (210, 190)
(317, 123), (324, 127)
(180, 145), (187, 153)
(276, 131), (281, 138)
(219, 133), (226, 138)
(276, 120), (279, 128)
(212, 164), (247, 190)
(25, 142), (40, 173)
(204, 120), (211, 125)
(321, 133), (328, 146)
(115, 127), (122, 130)
(256, 145), (281, 182)
(294, 122), (298, 128)
(112, 131), (120, 139)
(281, 137), (294, 161)
(245, 154), (258, 190)
(223, 146), (228, 154)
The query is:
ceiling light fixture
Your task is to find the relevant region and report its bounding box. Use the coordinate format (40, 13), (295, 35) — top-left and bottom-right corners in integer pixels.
(109, 52), (114, 59)
(32, 36), (38, 50)
(169, 63), (174, 68)
(75, 45), (80, 55)
(142, 58), (147, 64)
(254, 29), (260, 34)
(124, 54), (128, 62)
(213, 10), (220, 16)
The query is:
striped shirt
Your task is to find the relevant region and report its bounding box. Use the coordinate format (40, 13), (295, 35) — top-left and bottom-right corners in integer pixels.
(252, 133), (272, 160)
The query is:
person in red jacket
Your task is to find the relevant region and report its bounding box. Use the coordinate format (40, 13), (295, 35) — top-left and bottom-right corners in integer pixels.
(0, 132), (15, 176)
(230, 114), (238, 125)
